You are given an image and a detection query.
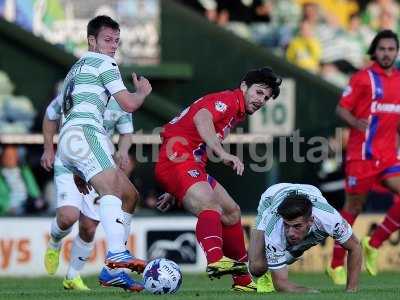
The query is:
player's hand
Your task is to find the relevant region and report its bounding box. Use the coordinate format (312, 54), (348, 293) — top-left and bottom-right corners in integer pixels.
(40, 148), (55, 171)
(156, 193), (176, 212)
(114, 150), (129, 171)
(73, 174), (92, 195)
(132, 73), (152, 98)
(221, 153), (244, 176)
(353, 118), (368, 131)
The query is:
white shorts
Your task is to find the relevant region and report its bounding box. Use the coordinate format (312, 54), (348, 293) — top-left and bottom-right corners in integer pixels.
(57, 125), (116, 182)
(54, 156), (83, 209)
(81, 190), (101, 222)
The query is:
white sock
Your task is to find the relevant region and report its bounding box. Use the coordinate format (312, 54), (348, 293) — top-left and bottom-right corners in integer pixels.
(99, 195), (126, 253)
(122, 212), (133, 246)
(66, 236), (94, 279)
(49, 218), (72, 250)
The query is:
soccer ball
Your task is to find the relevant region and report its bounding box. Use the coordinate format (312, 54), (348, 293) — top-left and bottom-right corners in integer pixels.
(143, 258), (183, 294)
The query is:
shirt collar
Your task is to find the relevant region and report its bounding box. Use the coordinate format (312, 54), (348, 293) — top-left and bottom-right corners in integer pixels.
(370, 62), (399, 77)
(233, 88), (246, 117)
(83, 51), (116, 64)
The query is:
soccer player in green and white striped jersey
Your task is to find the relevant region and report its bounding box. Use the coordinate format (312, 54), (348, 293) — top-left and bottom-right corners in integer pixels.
(42, 93), (141, 291)
(248, 183), (362, 293)
(44, 15), (151, 287)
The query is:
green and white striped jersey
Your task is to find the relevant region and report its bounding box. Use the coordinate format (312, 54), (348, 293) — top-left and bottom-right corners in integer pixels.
(58, 51), (127, 134)
(255, 183), (352, 270)
(46, 94), (133, 137)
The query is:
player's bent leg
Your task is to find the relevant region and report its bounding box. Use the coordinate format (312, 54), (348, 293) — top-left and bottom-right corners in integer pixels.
(183, 182), (247, 279)
(45, 206), (80, 275)
(328, 193), (366, 284)
(90, 169), (146, 273)
(213, 182), (253, 288)
(121, 179), (140, 213)
(64, 214), (98, 290)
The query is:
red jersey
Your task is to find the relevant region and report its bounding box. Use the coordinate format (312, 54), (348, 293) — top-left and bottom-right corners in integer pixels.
(339, 63), (400, 162)
(160, 88), (246, 164)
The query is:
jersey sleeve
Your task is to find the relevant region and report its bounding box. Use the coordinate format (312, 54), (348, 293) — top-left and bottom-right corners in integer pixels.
(318, 207), (353, 244)
(98, 60), (127, 95)
(45, 93), (63, 120)
(265, 237), (288, 270)
(116, 113), (134, 134)
(339, 72), (365, 111)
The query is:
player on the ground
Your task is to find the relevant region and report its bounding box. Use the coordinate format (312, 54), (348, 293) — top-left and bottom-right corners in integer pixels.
(326, 29), (400, 284)
(248, 183), (361, 293)
(42, 94), (142, 291)
(51, 15), (151, 279)
(155, 67), (282, 292)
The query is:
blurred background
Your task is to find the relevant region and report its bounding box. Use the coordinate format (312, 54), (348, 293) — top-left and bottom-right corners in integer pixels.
(0, 0), (399, 275)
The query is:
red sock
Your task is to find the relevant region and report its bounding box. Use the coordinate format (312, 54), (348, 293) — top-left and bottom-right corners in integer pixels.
(370, 198), (400, 248)
(331, 209), (358, 268)
(196, 210), (223, 264)
(222, 221), (252, 286)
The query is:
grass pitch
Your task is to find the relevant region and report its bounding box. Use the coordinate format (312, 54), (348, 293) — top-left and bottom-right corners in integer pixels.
(0, 272), (399, 300)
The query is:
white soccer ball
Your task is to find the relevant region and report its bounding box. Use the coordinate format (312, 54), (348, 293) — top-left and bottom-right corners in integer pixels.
(143, 258), (183, 294)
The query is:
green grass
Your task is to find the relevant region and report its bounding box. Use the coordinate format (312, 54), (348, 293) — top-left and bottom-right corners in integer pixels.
(0, 272), (399, 300)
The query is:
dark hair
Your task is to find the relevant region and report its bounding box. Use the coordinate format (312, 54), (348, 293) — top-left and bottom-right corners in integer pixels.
(87, 15), (120, 38)
(367, 30), (399, 60)
(241, 67), (282, 99)
(277, 192), (313, 220)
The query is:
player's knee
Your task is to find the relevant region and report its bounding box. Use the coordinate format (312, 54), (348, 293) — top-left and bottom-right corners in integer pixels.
(57, 211), (79, 230)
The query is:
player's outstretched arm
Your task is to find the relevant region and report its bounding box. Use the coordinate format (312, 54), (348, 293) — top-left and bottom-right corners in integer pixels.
(113, 73), (152, 112)
(341, 234), (361, 292)
(248, 228), (267, 277)
(193, 109), (244, 175)
(271, 267), (319, 293)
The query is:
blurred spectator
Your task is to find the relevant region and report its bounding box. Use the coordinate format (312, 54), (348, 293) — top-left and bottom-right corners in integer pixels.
(286, 20), (322, 73)
(362, 0), (400, 31)
(376, 9), (400, 32)
(252, 0), (301, 49)
(342, 13), (375, 69)
(297, 0), (359, 28)
(0, 69), (44, 216)
(0, 145), (46, 215)
(217, 0), (269, 40)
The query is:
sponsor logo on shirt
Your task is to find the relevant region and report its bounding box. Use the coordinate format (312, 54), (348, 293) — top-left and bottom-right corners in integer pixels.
(371, 102), (400, 114)
(333, 220), (349, 240)
(342, 86), (352, 97)
(215, 101), (227, 112)
(187, 169), (200, 178)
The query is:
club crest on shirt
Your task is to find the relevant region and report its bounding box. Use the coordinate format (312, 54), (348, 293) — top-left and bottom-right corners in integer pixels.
(215, 101), (227, 112)
(348, 176), (357, 187)
(342, 86), (352, 97)
(188, 169), (200, 178)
